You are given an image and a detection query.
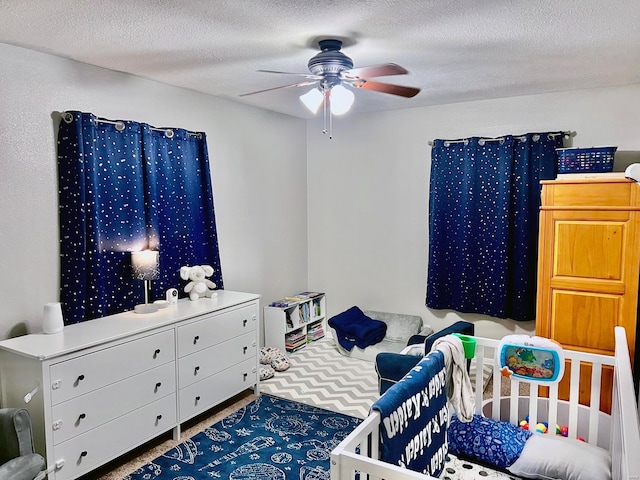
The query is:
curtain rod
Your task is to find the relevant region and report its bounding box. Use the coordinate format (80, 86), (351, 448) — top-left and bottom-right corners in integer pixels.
(61, 112), (203, 139)
(427, 131), (575, 147)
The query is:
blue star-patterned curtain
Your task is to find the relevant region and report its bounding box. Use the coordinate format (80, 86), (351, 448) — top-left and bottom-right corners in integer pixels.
(58, 111), (223, 324)
(426, 133), (562, 321)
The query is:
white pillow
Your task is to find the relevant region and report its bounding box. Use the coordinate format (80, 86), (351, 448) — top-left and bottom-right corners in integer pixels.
(508, 434), (611, 480)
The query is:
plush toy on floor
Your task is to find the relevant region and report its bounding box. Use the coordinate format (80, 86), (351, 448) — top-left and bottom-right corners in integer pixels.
(179, 265), (218, 301)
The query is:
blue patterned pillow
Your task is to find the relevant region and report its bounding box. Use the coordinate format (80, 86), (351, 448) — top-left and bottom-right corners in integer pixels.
(447, 414), (532, 470)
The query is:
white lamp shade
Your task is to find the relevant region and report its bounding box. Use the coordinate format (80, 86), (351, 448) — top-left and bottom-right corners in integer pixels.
(131, 250), (160, 280)
(330, 85), (355, 115)
(300, 88), (324, 114)
(43, 302), (64, 334)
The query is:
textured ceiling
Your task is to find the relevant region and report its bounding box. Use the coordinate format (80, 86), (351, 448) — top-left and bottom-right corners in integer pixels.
(2, 0), (640, 119)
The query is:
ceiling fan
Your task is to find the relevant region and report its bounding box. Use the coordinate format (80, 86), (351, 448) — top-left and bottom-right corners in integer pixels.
(240, 39), (420, 137)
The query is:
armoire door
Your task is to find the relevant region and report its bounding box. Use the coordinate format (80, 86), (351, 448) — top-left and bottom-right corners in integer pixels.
(536, 178), (640, 412)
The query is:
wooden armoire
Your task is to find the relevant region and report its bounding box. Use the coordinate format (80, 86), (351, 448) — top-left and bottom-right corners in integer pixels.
(536, 177), (639, 412)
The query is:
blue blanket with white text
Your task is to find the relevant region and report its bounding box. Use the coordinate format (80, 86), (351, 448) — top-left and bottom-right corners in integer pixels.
(371, 350), (448, 477)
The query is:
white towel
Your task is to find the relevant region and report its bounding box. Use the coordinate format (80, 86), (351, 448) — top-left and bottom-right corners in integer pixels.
(430, 335), (474, 422)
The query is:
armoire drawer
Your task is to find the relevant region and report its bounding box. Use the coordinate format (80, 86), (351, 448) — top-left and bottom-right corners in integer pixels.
(52, 393), (176, 480)
(49, 329), (175, 405)
(178, 331), (256, 389)
(177, 304), (257, 357)
(179, 358), (257, 421)
(51, 362), (176, 445)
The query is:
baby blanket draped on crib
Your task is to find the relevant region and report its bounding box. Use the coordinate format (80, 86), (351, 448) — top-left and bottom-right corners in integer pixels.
(371, 350), (448, 477)
(430, 335), (474, 422)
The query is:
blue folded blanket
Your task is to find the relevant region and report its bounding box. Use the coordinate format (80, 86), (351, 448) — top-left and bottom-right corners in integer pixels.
(328, 306), (387, 351)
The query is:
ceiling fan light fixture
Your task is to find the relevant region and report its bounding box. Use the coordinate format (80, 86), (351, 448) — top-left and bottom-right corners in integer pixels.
(329, 84), (354, 116)
(300, 87), (324, 114)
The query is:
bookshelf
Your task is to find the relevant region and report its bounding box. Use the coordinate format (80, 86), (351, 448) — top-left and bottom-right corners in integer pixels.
(263, 292), (326, 353)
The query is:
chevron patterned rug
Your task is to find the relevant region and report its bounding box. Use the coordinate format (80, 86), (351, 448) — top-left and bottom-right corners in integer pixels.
(260, 337), (378, 419)
(260, 337), (492, 419)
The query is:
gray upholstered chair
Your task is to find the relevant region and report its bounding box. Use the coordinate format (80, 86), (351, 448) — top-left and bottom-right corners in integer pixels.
(375, 320), (475, 394)
(0, 408), (45, 480)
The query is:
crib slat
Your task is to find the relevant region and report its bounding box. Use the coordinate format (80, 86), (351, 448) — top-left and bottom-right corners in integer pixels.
(568, 359), (580, 438)
(509, 377), (520, 425)
(528, 382), (539, 432)
(588, 360), (602, 444)
(548, 383), (559, 436)
(473, 345), (484, 412)
(491, 356), (501, 420)
(359, 432), (370, 459)
(368, 427), (379, 466)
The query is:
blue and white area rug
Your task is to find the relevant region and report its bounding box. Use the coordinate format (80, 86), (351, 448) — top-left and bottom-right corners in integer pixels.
(123, 394), (362, 480)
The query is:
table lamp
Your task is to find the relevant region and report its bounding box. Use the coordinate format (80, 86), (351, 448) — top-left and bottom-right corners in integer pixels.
(131, 250), (160, 314)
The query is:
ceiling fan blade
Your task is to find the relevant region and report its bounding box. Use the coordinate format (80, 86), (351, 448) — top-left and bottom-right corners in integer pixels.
(257, 69), (323, 80)
(341, 63), (408, 79)
(239, 80), (320, 97)
(350, 79), (420, 98)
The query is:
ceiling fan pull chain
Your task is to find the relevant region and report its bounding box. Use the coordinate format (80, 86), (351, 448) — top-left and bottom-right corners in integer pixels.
(329, 107), (333, 139)
(323, 91), (327, 136)
(324, 88), (333, 139)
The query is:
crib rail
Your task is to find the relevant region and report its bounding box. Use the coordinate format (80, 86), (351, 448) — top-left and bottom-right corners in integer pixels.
(331, 328), (640, 480)
(611, 327), (640, 480)
(474, 336), (616, 448)
(330, 410), (438, 480)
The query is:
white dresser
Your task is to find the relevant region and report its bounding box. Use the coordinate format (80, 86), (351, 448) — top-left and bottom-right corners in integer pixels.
(0, 290), (260, 480)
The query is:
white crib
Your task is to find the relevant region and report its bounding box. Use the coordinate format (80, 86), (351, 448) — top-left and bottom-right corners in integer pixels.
(331, 327), (640, 480)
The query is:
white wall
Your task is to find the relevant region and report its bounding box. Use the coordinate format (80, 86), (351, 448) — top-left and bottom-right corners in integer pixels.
(307, 85), (640, 339)
(3, 41), (640, 343)
(0, 43), (308, 340)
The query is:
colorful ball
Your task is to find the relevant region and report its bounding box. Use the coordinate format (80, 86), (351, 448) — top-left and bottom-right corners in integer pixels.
(560, 426), (569, 437)
(535, 423), (547, 433)
(519, 420), (528, 427)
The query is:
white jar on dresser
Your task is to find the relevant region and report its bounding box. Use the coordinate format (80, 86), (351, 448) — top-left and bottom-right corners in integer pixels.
(0, 290), (260, 480)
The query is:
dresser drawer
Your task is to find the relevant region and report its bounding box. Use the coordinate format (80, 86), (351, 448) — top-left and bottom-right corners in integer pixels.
(177, 304), (257, 357)
(178, 331), (256, 389)
(179, 358), (257, 421)
(53, 393), (176, 480)
(51, 362), (176, 445)
(49, 329), (175, 405)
